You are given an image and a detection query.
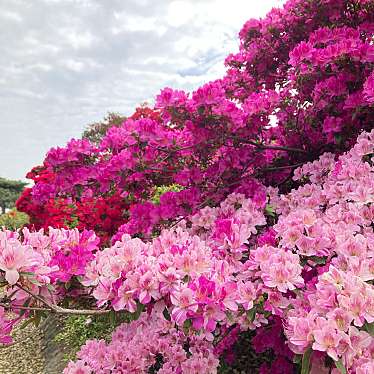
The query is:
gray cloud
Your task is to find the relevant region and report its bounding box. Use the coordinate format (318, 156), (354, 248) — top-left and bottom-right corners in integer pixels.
(0, 0), (285, 181)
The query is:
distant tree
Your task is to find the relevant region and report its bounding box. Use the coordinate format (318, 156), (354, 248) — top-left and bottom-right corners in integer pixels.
(82, 112), (126, 144)
(0, 177), (27, 214)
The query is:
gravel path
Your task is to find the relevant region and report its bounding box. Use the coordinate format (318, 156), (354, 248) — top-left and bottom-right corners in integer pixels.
(0, 315), (67, 374)
(0, 323), (45, 374)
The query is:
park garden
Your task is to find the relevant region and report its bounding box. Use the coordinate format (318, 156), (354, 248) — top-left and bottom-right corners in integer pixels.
(1, 0), (374, 372)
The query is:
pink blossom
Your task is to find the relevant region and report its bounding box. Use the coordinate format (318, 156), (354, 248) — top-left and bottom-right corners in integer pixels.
(0, 239), (40, 285)
(170, 288), (198, 325)
(63, 360), (92, 374)
(237, 281), (257, 310)
(259, 249), (304, 293)
(112, 283), (137, 312)
(312, 322), (343, 361)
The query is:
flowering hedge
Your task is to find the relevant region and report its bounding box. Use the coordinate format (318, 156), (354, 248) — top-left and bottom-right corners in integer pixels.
(1, 0), (373, 373)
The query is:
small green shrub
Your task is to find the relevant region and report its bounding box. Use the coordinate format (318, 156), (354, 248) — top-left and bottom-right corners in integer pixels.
(0, 209), (29, 230)
(151, 184), (183, 204)
(54, 313), (126, 362)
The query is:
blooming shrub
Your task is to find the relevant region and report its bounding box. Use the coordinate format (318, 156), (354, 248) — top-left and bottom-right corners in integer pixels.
(17, 175), (128, 245)
(18, 0), (374, 244)
(1, 0), (373, 373)
(64, 308), (219, 373)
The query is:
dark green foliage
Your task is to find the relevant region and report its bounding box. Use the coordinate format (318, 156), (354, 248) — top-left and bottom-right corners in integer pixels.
(0, 177), (27, 214)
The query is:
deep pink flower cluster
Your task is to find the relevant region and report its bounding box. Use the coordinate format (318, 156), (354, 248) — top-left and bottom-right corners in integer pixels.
(253, 317), (294, 374)
(19, 0), (374, 242)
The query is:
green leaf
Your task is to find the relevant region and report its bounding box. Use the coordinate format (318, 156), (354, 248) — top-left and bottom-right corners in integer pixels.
(301, 348), (312, 374)
(246, 307), (256, 323)
(163, 307), (171, 321)
(19, 316), (36, 329)
(307, 256), (327, 265)
(20, 271), (34, 276)
(335, 359), (347, 374)
(225, 310), (234, 323)
(265, 204), (276, 217)
(364, 321), (374, 336)
(64, 281), (71, 290)
(46, 284), (55, 292)
(19, 297), (32, 317)
(182, 275), (190, 283)
(129, 302), (145, 321)
(183, 319), (192, 334)
(33, 311), (42, 327)
(197, 106), (205, 115)
(29, 278), (42, 286)
(334, 134), (342, 146)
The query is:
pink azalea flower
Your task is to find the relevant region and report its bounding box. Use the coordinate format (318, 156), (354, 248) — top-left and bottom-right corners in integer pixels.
(356, 361), (374, 374)
(217, 281), (238, 312)
(0, 240), (40, 285)
(92, 278), (114, 307)
(112, 283), (137, 312)
(192, 303), (226, 332)
(312, 323), (344, 361)
(327, 308), (353, 331)
(237, 281), (257, 310)
(171, 288), (198, 325)
(347, 326), (371, 356)
(260, 250), (304, 293)
(63, 360), (92, 374)
(138, 270), (160, 304)
(285, 316), (314, 353)
(337, 293), (367, 327)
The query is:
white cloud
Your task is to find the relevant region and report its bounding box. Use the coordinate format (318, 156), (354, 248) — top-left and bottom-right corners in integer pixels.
(62, 58), (86, 72)
(60, 29), (97, 49)
(167, 1), (195, 27)
(112, 15), (168, 36)
(0, 0), (286, 181)
(0, 10), (22, 22)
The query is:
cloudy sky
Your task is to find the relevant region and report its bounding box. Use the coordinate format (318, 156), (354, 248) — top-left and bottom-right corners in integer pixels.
(0, 0), (285, 181)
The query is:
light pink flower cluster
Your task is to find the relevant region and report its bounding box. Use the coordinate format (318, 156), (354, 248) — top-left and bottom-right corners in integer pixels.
(275, 129), (374, 371)
(0, 230), (42, 285)
(0, 227), (99, 342)
(249, 245), (304, 293)
(83, 194), (267, 337)
(63, 306), (219, 374)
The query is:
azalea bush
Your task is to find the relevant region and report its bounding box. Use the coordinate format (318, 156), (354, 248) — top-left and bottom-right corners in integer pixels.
(1, 0), (373, 373)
